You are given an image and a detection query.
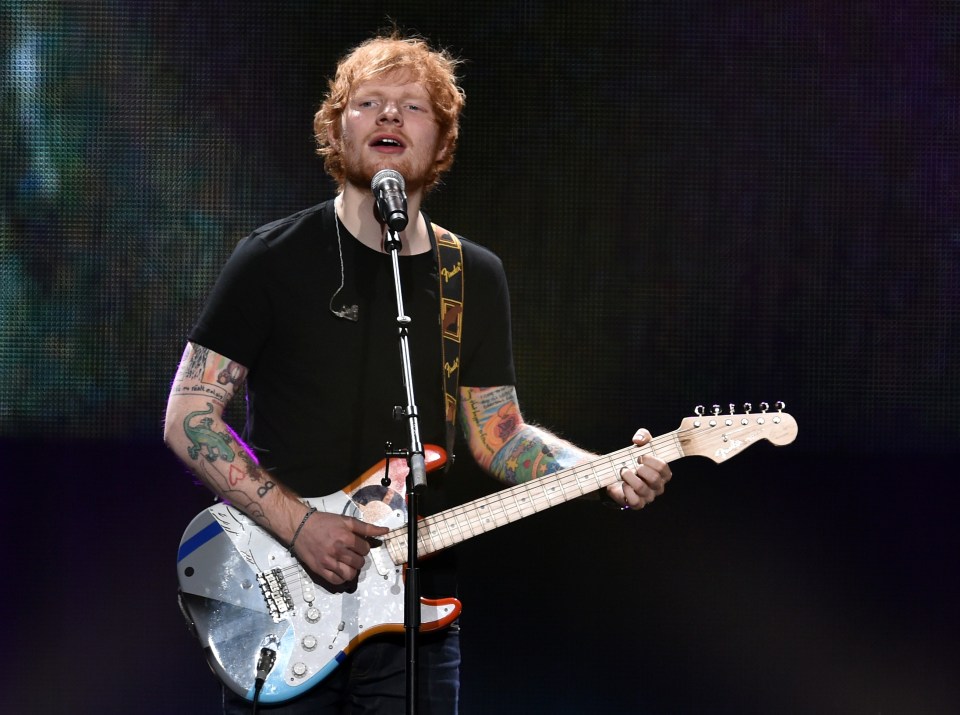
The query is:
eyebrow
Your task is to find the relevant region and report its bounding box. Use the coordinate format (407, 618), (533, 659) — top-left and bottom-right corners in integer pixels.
(353, 84), (431, 98)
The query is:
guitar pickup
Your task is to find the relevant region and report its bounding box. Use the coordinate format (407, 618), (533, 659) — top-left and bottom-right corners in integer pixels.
(369, 544), (401, 580)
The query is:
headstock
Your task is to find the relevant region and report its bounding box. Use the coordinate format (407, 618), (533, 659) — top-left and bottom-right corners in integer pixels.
(677, 402), (798, 463)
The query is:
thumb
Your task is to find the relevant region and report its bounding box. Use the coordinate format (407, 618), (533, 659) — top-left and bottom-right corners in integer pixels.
(632, 428), (651, 445)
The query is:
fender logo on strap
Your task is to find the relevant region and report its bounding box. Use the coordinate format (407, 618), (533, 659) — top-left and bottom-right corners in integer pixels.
(434, 224), (464, 461)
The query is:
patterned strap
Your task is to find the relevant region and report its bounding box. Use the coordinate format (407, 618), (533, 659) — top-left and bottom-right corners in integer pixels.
(433, 223), (464, 464)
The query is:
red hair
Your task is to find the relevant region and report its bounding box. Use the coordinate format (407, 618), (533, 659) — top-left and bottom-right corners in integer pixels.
(314, 33), (465, 193)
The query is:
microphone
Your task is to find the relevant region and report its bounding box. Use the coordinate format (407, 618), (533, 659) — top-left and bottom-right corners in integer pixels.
(371, 169), (408, 231)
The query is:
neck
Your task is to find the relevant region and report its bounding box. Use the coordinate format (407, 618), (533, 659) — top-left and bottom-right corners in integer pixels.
(337, 182), (430, 255)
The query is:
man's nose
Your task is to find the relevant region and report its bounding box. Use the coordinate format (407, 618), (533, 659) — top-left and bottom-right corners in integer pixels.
(377, 102), (402, 124)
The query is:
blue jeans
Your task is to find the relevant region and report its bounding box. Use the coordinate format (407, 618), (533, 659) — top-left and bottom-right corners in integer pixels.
(222, 624), (461, 715)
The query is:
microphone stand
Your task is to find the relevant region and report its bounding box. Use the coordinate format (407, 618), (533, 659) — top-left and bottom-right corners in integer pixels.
(382, 225), (428, 715)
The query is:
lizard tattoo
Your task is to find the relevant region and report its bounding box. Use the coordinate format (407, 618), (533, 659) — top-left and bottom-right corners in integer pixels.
(184, 402), (236, 463)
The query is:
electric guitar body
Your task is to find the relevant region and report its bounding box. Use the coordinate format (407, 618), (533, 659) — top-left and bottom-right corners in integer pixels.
(177, 445), (458, 704)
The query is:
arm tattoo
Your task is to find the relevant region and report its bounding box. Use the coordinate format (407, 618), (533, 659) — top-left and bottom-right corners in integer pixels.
(463, 385), (522, 457)
(195, 458), (272, 525)
(183, 402), (236, 463)
(184, 345), (209, 380)
(489, 429), (580, 485)
(462, 385), (584, 485)
(169, 345), (277, 526)
(181, 405), (277, 527)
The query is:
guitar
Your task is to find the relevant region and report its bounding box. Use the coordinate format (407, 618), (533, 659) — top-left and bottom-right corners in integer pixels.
(177, 404), (797, 703)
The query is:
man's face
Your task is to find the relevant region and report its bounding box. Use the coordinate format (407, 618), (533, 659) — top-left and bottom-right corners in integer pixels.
(337, 74), (447, 193)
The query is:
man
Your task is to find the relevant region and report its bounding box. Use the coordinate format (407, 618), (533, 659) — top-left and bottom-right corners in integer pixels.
(165, 32), (671, 714)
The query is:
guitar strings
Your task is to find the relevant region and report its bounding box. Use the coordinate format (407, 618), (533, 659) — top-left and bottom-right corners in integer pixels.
(385, 432), (688, 562)
(389, 410), (784, 560)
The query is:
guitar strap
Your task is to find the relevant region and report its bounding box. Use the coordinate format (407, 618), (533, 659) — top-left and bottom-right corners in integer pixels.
(432, 223), (463, 469)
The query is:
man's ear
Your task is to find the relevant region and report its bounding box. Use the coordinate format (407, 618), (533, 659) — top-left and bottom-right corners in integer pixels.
(328, 125), (342, 150)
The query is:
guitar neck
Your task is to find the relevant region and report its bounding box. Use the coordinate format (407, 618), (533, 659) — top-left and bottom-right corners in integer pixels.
(383, 431), (685, 565)
(382, 407), (797, 565)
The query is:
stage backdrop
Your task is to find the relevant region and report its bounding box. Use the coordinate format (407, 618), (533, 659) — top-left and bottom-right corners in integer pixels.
(1, 1), (958, 713)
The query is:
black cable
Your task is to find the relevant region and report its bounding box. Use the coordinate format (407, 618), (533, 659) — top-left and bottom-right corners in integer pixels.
(251, 646), (276, 715)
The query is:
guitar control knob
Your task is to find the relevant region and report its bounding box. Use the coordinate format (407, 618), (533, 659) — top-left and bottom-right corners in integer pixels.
(302, 635), (318, 651)
(306, 607), (321, 623)
(292, 662), (308, 678)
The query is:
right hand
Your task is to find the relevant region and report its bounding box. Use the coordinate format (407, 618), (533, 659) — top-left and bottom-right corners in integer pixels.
(293, 511), (389, 585)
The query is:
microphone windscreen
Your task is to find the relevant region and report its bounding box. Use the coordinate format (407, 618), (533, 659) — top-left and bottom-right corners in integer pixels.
(371, 169), (405, 193)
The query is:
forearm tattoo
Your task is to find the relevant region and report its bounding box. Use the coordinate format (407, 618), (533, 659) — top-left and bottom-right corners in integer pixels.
(463, 385), (582, 485)
(489, 429), (580, 485)
(171, 345), (279, 527)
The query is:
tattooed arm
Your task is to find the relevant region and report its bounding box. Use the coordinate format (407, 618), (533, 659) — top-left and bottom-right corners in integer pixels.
(164, 342), (386, 584)
(459, 385), (672, 510)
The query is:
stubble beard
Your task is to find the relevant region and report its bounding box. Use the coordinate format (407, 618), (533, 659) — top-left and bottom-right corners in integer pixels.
(340, 137), (434, 195)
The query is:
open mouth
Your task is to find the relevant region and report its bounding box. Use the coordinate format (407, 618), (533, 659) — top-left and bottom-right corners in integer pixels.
(371, 136), (405, 149)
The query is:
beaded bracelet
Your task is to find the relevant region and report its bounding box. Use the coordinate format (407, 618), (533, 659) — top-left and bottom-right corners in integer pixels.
(289, 506), (317, 556)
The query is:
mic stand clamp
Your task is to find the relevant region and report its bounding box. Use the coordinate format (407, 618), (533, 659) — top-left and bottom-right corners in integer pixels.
(383, 226), (428, 715)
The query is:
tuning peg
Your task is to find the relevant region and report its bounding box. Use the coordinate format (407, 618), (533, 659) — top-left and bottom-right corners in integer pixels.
(760, 401), (770, 413)
(692, 405), (705, 428)
(743, 402), (753, 414)
(772, 400), (787, 424)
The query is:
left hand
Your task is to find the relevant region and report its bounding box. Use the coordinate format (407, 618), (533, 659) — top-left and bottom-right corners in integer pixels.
(605, 428), (672, 510)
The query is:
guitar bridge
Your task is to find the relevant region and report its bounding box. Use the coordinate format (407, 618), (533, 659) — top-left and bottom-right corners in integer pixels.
(257, 568), (294, 622)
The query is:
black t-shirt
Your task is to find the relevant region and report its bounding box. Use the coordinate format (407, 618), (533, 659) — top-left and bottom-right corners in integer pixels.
(189, 199), (516, 508)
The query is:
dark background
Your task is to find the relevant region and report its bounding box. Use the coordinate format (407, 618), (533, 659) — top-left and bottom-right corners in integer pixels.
(1, 1), (958, 712)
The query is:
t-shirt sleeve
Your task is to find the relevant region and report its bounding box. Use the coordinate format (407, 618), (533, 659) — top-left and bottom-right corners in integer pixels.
(459, 241), (517, 388)
(188, 234), (272, 369)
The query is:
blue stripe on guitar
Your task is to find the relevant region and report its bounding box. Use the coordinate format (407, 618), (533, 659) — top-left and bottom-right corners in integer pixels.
(177, 518), (223, 562)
